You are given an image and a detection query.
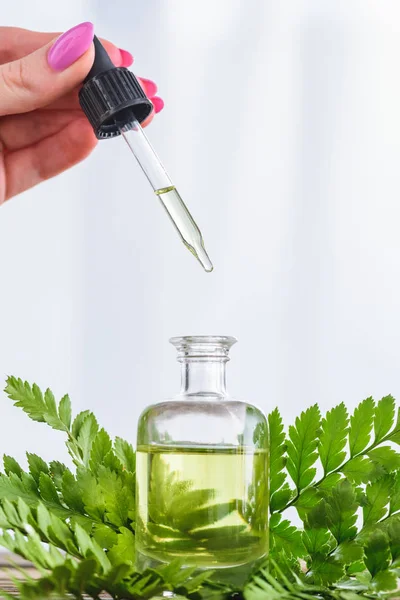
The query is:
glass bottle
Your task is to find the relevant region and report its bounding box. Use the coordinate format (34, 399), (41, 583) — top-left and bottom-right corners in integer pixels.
(136, 336), (269, 583)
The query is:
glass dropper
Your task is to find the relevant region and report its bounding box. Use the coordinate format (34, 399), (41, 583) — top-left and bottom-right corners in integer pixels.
(79, 35), (213, 273)
(120, 120), (213, 272)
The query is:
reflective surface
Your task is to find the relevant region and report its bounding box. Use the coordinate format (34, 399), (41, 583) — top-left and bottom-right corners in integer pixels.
(136, 336), (269, 582)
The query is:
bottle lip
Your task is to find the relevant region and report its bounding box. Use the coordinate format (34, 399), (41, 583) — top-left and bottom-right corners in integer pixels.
(170, 335), (237, 347)
(170, 336), (237, 359)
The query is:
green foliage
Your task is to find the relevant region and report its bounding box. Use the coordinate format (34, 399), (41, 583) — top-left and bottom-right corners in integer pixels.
(306, 480), (359, 544)
(286, 405), (321, 493)
(318, 403), (349, 476)
(244, 559), (400, 600)
(349, 397), (375, 457)
(374, 396), (396, 444)
(269, 513), (306, 559)
(390, 471), (400, 516)
(114, 436), (136, 473)
(1, 523), (212, 600)
(4, 378), (71, 432)
(341, 456), (374, 485)
(362, 475), (393, 527)
(268, 409), (293, 511)
(0, 377), (399, 600)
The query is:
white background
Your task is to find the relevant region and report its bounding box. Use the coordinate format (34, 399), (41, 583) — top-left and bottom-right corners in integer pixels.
(1, 0), (400, 465)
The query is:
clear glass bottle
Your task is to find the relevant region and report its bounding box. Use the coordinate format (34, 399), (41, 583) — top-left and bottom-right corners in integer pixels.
(136, 336), (269, 582)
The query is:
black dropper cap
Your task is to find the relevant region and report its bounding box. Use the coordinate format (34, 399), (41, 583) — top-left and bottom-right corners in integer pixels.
(79, 36), (153, 139)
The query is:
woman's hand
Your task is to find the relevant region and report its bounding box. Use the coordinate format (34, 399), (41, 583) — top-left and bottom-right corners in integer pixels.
(0, 22), (164, 203)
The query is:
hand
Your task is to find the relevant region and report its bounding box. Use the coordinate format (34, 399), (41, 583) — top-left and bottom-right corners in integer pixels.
(0, 22), (164, 203)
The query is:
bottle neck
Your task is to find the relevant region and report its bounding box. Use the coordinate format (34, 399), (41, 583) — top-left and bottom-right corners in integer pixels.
(180, 359), (228, 397)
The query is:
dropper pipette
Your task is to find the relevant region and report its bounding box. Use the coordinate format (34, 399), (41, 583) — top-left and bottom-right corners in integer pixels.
(79, 36), (213, 273)
(120, 121), (213, 272)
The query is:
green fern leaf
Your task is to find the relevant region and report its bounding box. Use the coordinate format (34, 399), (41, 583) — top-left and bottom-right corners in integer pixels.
(3, 455), (23, 477)
(76, 414), (99, 467)
(367, 446), (400, 473)
(114, 437), (136, 473)
(342, 456), (374, 484)
(58, 395), (72, 430)
(38, 473), (61, 506)
(364, 529), (391, 577)
(374, 396), (396, 443)
(286, 405), (321, 492)
(363, 475), (393, 526)
(388, 407), (400, 445)
(27, 453), (49, 485)
(108, 527), (135, 565)
(318, 403), (349, 475)
(270, 513), (305, 558)
(49, 461), (68, 490)
(61, 470), (85, 513)
(268, 408), (287, 498)
(89, 429), (112, 473)
(324, 479), (359, 543)
(349, 397), (374, 457)
(390, 471), (400, 516)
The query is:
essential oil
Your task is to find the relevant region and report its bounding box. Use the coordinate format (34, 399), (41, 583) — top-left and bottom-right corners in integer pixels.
(136, 445), (269, 576)
(154, 186), (213, 272)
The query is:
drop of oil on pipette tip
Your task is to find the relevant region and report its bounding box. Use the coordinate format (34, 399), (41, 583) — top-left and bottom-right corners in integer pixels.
(197, 246), (214, 272)
(155, 186), (214, 273)
(183, 238), (214, 273)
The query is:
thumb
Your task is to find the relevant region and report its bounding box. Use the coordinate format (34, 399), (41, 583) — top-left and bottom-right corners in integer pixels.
(0, 22), (95, 117)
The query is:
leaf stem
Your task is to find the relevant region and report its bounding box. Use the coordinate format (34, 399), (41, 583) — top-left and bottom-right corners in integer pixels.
(279, 429), (397, 514)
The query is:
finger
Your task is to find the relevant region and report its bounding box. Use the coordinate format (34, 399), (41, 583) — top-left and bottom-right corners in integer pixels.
(0, 26), (130, 67)
(137, 77), (158, 97)
(0, 22), (96, 117)
(140, 97), (164, 128)
(4, 117), (97, 201)
(119, 49), (133, 67)
(151, 96), (165, 113)
(42, 88), (81, 111)
(0, 28), (57, 63)
(141, 109), (155, 128)
(0, 109), (82, 151)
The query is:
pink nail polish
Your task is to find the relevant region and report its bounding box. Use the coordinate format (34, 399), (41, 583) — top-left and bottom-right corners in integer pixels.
(48, 22), (94, 71)
(152, 96), (164, 113)
(119, 48), (134, 67)
(138, 77), (158, 98)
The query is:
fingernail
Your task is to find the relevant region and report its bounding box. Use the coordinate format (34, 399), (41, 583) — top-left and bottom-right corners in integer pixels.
(152, 96), (164, 113)
(141, 110), (155, 128)
(119, 48), (134, 67)
(48, 22), (94, 71)
(138, 77), (158, 97)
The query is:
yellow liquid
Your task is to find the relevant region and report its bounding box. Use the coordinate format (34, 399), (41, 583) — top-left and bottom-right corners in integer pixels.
(136, 445), (269, 577)
(154, 186), (213, 272)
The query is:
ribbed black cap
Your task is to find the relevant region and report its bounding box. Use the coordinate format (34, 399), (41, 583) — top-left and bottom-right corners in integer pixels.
(79, 36), (153, 139)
